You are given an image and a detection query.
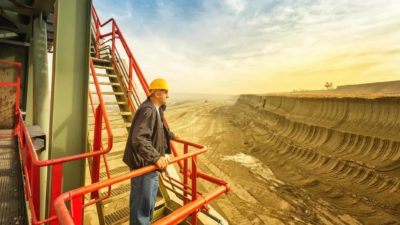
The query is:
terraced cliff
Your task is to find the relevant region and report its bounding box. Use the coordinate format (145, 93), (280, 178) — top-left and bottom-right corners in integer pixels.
(236, 94), (400, 224)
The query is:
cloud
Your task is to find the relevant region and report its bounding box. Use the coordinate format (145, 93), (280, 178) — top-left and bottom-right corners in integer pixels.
(93, 0), (400, 94)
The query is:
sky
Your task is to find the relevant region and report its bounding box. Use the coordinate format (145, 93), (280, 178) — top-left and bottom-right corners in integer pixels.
(93, 0), (400, 95)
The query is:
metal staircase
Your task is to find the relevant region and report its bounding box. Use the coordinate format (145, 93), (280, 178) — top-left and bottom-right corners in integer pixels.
(1, 4), (229, 225)
(87, 46), (170, 224)
(82, 4), (232, 224)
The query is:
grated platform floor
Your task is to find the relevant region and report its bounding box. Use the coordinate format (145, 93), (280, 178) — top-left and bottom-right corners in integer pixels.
(0, 137), (27, 225)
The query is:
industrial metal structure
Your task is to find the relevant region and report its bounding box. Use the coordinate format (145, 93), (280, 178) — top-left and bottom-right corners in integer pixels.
(0, 1), (229, 224)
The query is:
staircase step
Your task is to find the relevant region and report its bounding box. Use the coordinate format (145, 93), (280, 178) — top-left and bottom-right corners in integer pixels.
(110, 136), (128, 143)
(90, 91), (124, 95)
(104, 101), (127, 105)
(98, 46), (111, 52)
(106, 149), (125, 159)
(94, 65), (114, 70)
(103, 195), (166, 225)
(88, 114), (123, 121)
(88, 122), (130, 130)
(94, 111), (130, 117)
(104, 206), (129, 225)
(152, 204), (167, 222)
(89, 81), (120, 86)
(100, 165), (129, 179)
(91, 91), (124, 95)
(88, 121), (127, 129)
(93, 73), (117, 78)
(103, 123), (130, 129)
(92, 57), (111, 64)
(100, 182), (130, 201)
(111, 111), (132, 116)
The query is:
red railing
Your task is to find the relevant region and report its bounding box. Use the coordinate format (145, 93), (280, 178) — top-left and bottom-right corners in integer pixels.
(0, 60), (21, 138)
(87, 57), (114, 198)
(3, 6), (229, 225)
(54, 139), (229, 225)
(91, 6), (149, 112)
(11, 56), (114, 225)
(87, 6), (230, 225)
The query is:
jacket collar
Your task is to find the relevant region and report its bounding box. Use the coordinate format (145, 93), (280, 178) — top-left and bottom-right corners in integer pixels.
(145, 97), (167, 113)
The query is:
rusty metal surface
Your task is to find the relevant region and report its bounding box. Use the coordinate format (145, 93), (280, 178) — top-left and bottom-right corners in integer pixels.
(0, 65), (17, 129)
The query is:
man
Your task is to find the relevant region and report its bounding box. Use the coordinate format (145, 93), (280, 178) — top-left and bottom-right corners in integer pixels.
(123, 78), (175, 225)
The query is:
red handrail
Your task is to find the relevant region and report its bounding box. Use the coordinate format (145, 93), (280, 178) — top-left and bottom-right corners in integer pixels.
(91, 5), (188, 172)
(11, 55), (114, 225)
(54, 140), (229, 225)
(2, 6), (229, 225)
(91, 6), (150, 106)
(0, 60), (21, 138)
(88, 6), (230, 225)
(87, 57), (114, 198)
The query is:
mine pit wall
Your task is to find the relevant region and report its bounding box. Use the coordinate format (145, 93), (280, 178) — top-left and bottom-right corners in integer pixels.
(236, 94), (400, 224)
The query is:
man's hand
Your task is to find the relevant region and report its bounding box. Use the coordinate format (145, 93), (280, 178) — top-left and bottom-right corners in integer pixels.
(156, 156), (169, 169)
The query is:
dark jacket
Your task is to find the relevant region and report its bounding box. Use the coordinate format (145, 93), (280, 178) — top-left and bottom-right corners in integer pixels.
(123, 98), (174, 169)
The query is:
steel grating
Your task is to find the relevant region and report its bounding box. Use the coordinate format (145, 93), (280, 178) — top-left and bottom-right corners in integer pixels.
(0, 137), (27, 225)
(99, 165), (129, 179)
(104, 206), (129, 225)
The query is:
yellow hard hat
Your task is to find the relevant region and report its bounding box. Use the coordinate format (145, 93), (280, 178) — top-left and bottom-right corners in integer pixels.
(149, 78), (169, 91)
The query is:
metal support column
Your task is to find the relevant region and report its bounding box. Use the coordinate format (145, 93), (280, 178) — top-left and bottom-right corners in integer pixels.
(31, 15), (51, 219)
(49, 0), (92, 193)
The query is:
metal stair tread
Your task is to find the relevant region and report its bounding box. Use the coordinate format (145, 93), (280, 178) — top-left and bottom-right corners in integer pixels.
(104, 206), (129, 225)
(88, 134), (127, 142)
(92, 73), (117, 78)
(92, 57), (111, 63)
(95, 123), (127, 129)
(106, 149), (125, 158)
(100, 181), (130, 201)
(88, 126), (127, 132)
(90, 91), (124, 95)
(103, 101), (127, 105)
(100, 165), (129, 179)
(89, 81), (120, 86)
(104, 197), (166, 225)
(106, 111), (132, 116)
(94, 65), (114, 70)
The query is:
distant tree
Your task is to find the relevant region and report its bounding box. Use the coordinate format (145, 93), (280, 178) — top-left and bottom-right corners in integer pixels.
(325, 82), (334, 90)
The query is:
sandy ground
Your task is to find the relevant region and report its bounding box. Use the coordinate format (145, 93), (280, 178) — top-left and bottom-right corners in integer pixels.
(166, 100), (295, 225)
(165, 99), (400, 225)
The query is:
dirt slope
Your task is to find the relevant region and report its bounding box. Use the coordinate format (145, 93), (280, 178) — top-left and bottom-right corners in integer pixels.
(165, 94), (400, 225)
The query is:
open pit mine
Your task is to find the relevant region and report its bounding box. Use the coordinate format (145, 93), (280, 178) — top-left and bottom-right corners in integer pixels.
(167, 82), (400, 225)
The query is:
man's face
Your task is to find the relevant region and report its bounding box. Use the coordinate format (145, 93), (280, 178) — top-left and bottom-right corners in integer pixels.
(155, 89), (169, 105)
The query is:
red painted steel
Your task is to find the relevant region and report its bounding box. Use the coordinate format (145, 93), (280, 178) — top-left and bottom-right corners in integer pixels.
(53, 139), (229, 224)
(53, 145), (222, 224)
(184, 144), (189, 205)
(9, 56), (114, 224)
(90, 106), (102, 199)
(191, 156), (198, 225)
(7, 5), (230, 225)
(0, 60), (21, 137)
(49, 164), (63, 225)
(152, 186), (228, 225)
(88, 7), (230, 224)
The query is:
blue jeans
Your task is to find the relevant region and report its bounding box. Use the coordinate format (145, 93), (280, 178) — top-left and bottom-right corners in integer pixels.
(130, 170), (159, 225)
